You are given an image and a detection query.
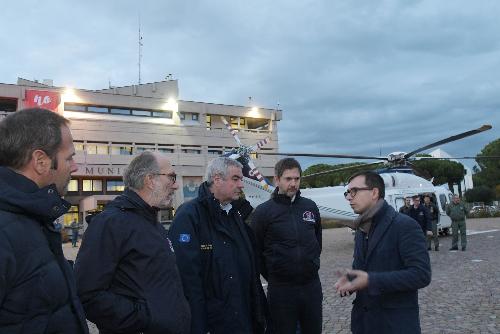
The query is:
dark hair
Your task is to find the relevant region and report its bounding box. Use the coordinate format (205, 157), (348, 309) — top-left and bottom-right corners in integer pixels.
(0, 108), (69, 169)
(348, 170), (385, 199)
(275, 158), (302, 177)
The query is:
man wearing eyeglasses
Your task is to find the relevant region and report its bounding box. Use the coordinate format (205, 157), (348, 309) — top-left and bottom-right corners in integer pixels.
(335, 171), (431, 334)
(75, 151), (191, 334)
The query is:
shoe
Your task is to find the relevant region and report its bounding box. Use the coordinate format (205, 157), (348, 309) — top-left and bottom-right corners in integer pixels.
(449, 247), (458, 251)
(435, 246), (439, 251)
(461, 247), (466, 251)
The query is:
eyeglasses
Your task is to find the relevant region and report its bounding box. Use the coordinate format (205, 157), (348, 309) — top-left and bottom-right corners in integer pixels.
(344, 187), (373, 198)
(154, 173), (177, 183)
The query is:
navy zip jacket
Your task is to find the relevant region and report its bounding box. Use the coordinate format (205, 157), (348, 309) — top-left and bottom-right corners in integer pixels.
(169, 183), (268, 334)
(408, 204), (432, 234)
(74, 189), (190, 334)
(0, 167), (88, 334)
(251, 188), (322, 284)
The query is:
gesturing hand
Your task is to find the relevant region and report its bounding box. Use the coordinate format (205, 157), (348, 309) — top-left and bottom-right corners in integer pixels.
(334, 269), (369, 297)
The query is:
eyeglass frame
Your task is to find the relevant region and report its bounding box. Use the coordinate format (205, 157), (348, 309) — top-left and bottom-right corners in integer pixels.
(344, 187), (373, 198)
(153, 173), (177, 183)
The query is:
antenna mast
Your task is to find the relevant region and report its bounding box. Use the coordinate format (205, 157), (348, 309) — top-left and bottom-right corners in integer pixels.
(138, 14), (143, 85)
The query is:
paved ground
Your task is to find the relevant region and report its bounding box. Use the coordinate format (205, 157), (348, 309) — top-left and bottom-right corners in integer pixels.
(64, 217), (500, 334)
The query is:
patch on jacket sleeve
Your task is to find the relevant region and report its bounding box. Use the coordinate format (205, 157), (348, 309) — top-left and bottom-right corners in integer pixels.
(179, 234), (191, 243)
(303, 211), (316, 224)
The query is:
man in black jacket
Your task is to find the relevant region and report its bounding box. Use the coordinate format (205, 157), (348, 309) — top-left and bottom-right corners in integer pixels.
(75, 151), (190, 334)
(0, 108), (88, 333)
(252, 158), (322, 334)
(409, 195), (433, 239)
(169, 157), (268, 334)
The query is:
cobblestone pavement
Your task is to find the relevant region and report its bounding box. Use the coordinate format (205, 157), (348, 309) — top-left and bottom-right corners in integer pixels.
(64, 217), (500, 334)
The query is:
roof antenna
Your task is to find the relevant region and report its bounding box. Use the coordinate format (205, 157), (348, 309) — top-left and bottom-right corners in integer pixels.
(138, 13), (143, 85)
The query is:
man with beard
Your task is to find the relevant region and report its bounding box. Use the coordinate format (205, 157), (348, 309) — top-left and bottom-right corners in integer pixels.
(0, 108), (88, 333)
(75, 151), (190, 334)
(169, 157), (268, 334)
(252, 158), (322, 334)
(335, 171), (431, 334)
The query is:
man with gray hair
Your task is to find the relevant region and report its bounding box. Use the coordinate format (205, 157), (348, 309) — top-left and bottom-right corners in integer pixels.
(75, 151), (191, 334)
(169, 157), (268, 334)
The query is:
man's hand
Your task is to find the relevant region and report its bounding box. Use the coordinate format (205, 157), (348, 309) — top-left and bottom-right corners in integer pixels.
(334, 269), (369, 297)
(426, 231), (433, 236)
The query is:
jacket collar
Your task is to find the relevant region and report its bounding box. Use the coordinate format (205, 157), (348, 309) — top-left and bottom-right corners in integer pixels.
(365, 200), (398, 261)
(108, 188), (159, 223)
(0, 167), (71, 225)
(272, 187), (301, 205)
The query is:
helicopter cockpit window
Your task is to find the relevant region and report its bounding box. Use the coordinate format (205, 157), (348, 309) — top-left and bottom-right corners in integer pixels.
(439, 194), (447, 211)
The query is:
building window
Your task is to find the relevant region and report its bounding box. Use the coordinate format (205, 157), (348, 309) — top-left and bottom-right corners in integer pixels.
(132, 109), (152, 116)
(110, 108), (131, 115)
(64, 103), (86, 112)
(152, 111), (173, 118)
(107, 180), (125, 192)
(110, 145), (133, 155)
(182, 149), (201, 154)
(68, 179), (79, 192)
(86, 143), (108, 155)
(206, 115), (211, 129)
(88, 106), (109, 113)
(74, 141), (84, 152)
(208, 147), (223, 155)
(192, 113), (199, 121)
(63, 205), (79, 226)
(83, 179), (103, 192)
(230, 117), (245, 128)
(179, 112), (186, 120)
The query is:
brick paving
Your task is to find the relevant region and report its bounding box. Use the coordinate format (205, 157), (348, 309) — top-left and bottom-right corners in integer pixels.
(64, 217), (500, 334)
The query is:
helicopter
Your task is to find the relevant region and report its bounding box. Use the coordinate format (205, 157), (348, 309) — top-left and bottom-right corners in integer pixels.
(220, 117), (494, 235)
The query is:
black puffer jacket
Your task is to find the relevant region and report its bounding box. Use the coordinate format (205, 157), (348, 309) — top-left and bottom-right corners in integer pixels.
(251, 188), (322, 284)
(0, 167), (88, 334)
(74, 189), (191, 334)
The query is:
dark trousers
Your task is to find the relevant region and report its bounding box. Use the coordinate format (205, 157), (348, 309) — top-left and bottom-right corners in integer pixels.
(268, 278), (322, 334)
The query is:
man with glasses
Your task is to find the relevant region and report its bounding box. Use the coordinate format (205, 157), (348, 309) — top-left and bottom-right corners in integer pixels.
(335, 171), (431, 334)
(75, 151), (191, 334)
(0, 108), (88, 333)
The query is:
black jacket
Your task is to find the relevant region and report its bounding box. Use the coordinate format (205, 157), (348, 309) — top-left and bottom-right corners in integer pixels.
(0, 167), (88, 334)
(169, 183), (268, 334)
(74, 189), (190, 334)
(409, 204), (432, 234)
(251, 188), (322, 284)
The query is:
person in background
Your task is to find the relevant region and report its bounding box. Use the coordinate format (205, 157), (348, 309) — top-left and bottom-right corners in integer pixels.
(399, 197), (412, 216)
(409, 195), (433, 240)
(446, 194), (468, 251)
(70, 218), (80, 247)
(423, 194), (440, 251)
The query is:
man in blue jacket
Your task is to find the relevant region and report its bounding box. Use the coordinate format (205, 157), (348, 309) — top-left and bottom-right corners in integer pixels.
(335, 171), (431, 334)
(75, 151), (191, 334)
(252, 158), (322, 334)
(0, 108), (88, 333)
(409, 195), (433, 239)
(169, 157), (268, 334)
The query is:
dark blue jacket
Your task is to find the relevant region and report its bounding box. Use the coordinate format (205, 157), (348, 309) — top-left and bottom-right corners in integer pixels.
(0, 167), (88, 334)
(74, 189), (191, 334)
(352, 201), (431, 334)
(252, 188), (322, 284)
(409, 204), (432, 234)
(169, 183), (268, 334)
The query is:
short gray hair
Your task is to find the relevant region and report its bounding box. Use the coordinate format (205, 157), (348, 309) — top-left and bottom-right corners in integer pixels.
(205, 157), (243, 186)
(123, 151), (160, 191)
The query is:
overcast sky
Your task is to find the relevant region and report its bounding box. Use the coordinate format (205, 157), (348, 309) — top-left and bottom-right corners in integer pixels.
(1, 0), (499, 168)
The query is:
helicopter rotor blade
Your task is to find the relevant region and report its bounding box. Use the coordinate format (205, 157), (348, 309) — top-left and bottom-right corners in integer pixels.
(404, 124), (492, 159)
(415, 156), (500, 160)
(302, 161), (385, 179)
(249, 137), (270, 152)
(247, 159), (270, 190)
(221, 116), (242, 146)
(258, 152), (387, 160)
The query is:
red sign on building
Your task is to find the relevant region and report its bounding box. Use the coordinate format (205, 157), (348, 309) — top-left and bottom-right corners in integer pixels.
(25, 90), (60, 111)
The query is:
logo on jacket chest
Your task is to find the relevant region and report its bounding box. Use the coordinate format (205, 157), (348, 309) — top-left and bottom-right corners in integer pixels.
(302, 211), (316, 224)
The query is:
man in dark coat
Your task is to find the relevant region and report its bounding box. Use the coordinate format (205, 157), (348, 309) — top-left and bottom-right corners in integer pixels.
(335, 171), (431, 334)
(169, 157), (268, 334)
(409, 195), (433, 239)
(0, 108), (89, 333)
(423, 194), (440, 251)
(75, 151), (191, 334)
(252, 158), (323, 334)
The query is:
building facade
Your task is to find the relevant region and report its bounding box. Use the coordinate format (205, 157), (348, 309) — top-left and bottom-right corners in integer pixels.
(0, 78), (281, 226)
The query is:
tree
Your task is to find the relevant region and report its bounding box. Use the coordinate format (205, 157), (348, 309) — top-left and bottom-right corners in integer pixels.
(413, 157), (465, 192)
(473, 139), (500, 199)
(464, 186), (496, 204)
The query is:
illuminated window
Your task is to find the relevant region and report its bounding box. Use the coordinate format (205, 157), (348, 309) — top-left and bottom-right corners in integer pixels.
(83, 179), (103, 192)
(74, 141), (84, 152)
(110, 145), (133, 155)
(68, 179), (79, 192)
(206, 115), (211, 130)
(63, 205), (79, 226)
(86, 143), (108, 155)
(107, 180), (125, 192)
